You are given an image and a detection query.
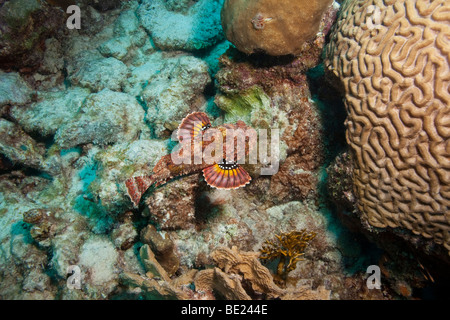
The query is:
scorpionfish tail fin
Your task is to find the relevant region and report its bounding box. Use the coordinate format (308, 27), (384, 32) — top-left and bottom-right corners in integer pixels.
(125, 175), (154, 207)
(177, 112), (211, 142)
(203, 160), (251, 189)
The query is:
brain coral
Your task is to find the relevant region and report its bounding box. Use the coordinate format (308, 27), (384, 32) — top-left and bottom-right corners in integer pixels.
(221, 0), (333, 56)
(326, 0), (450, 251)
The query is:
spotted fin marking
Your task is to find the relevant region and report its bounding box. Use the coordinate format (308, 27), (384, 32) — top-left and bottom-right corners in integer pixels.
(177, 112), (211, 142)
(202, 161), (251, 189)
(125, 175), (153, 207)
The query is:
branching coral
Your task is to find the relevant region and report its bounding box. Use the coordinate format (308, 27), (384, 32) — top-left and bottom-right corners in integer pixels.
(259, 230), (316, 279)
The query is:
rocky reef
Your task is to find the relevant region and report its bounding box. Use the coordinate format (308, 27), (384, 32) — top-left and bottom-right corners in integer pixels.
(138, 0), (225, 52)
(0, 0), (448, 301)
(0, 0), (66, 70)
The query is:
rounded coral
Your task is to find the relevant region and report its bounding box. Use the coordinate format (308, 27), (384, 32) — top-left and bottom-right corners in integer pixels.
(325, 0), (450, 252)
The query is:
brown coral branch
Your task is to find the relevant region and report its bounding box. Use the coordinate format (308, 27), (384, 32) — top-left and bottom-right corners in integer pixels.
(259, 230), (316, 279)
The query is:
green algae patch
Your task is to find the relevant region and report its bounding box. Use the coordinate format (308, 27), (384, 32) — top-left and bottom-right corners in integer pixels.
(214, 85), (272, 128)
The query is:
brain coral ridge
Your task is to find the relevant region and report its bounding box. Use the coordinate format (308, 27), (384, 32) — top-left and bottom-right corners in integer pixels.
(325, 0), (450, 252)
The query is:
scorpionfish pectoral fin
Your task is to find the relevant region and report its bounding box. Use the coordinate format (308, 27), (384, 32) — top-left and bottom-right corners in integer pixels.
(202, 161), (251, 189)
(125, 175), (154, 207)
(177, 112), (211, 142)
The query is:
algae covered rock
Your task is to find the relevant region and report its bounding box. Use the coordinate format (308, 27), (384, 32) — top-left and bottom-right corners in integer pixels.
(78, 236), (119, 298)
(87, 139), (168, 213)
(0, 119), (51, 173)
(90, 0), (122, 12)
(221, 0), (333, 56)
(11, 87), (90, 138)
(0, 71), (33, 106)
(145, 174), (201, 230)
(98, 8), (155, 63)
(214, 85), (273, 127)
(0, 0), (65, 69)
(55, 89), (145, 148)
(143, 54), (212, 138)
(123, 51), (167, 97)
(214, 48), (325, 200)
(138, 0), (224, 51)
(111, 213), (138, 250)
(68, 57), (129, 92)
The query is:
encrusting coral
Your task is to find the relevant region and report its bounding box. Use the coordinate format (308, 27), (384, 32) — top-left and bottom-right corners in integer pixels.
(259, 230), (316, 279)
(325, 0), (450, 253)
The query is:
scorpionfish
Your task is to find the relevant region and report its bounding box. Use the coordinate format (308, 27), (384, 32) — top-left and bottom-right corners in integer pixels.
(125, 112), (254, 207)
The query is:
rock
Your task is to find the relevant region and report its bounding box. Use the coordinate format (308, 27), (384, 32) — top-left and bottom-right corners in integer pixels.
(111, 213), (137, 250)
(61, 4), (118, 70)
(214, 48), (325, 200)
(164, 0), (193, 13)
(87, 139), (168, 213)
(49, 214), (90, 279)
(22, 268), (54, 297)
(215, 47), (323, 96)
(143, 54), (211, 138)
(0, 71), (33, 106)
(68, 57), (129, 92)
(221, 0), (333, 56)
(326, 151), (355, 211)
(0, 118), (52, 173)
(97, 37), (130, 61)
(138, 0), (224, 51)
(269, 153), (320, 203)
(113, 8), (140, 36)
(72, 1), (120, 36)
(0, 179), (60, 299)
(39, 38), (64, 75)
(0, 0), (65, 69)
(145, 174), (201, 230)
(123, 51), (166, 97)
(54, 89), (145, 148)
(10, 87), (90, 138)
(98, 8), (155, 63)
(90, 0), (122, 12)
(78, 236), (119, 298)
(32, 37), (66, 90)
